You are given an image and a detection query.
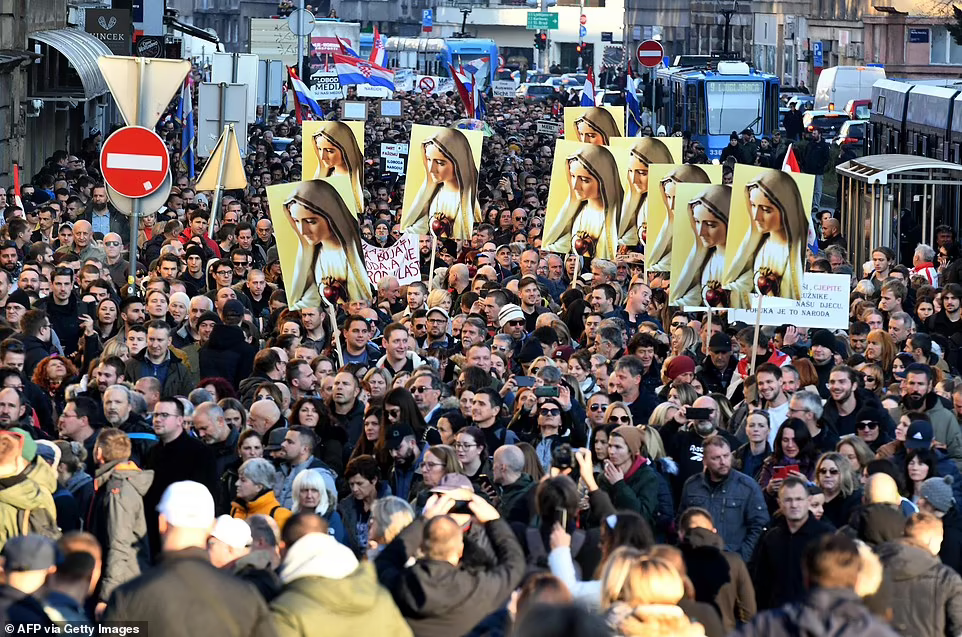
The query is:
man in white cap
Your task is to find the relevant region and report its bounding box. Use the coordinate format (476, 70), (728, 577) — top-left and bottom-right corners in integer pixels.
(104, 481), (275, 637)
(208, 515), (252, 569)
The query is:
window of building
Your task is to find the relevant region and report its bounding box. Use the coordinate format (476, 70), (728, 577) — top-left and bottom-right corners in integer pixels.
(930, 26), (962, 64)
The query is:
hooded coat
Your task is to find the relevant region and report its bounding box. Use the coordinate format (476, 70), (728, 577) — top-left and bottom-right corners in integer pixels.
(88, 460), (154, 602)
(680, 527), (757, 633)
(199, 323), (258, 389)
(876, 539), (962, 637)
(270, 533), (411, 637)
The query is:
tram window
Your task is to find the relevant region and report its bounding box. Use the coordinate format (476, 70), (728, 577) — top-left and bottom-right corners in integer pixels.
(686, 85), (698, 133)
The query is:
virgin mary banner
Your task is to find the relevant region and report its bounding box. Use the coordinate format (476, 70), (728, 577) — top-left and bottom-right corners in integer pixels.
(609, 137), (683, 249)
(668, 183), (733, 308)
(362, 233), (421, 286)
(399, 124), (484, 241)
(644, 164), (721, 275)
(542, 139), (624, 261)
(266, 175), (373, 307)
(720, 165), (815, 308)
(563, 106), (625, 145)
(300, 121), (366, 217)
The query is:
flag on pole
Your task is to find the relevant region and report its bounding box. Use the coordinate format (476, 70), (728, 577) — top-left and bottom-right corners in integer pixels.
(463, 57), (489, 89)
(625, 88), (642, 136)
(332, 54), (395, 90)
(176, 77), (196, 179)
(337, 37), (361, 58)
(369, 26), (386, 67)
(580, 66), (595, 107)
(449, 64), (474, 117)
(288, 66), (324, 124)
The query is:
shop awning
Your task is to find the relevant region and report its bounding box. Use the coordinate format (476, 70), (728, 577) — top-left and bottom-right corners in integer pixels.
(28, 28), (112, 101)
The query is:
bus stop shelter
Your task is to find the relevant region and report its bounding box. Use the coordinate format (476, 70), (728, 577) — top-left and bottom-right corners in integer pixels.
(836, 154), (962, 270)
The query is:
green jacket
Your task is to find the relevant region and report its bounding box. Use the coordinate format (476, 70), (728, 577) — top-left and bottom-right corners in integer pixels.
(0, 461), (58, 546)
(270, 562), (411, 637)
(600, 459), (660, 527)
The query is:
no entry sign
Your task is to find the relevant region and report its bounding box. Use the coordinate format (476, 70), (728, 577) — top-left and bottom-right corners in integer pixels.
(100, 126), (170, 198)
(637, 40), (664, 68)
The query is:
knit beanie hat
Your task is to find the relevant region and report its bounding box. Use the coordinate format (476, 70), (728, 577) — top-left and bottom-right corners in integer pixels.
(665, 355), (696, 380)
(612, 425), (643, 457)
(498, 303), (524, 328)
(919, 476), (955, 513)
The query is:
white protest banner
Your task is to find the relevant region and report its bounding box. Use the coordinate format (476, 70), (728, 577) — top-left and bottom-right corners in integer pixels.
(357, 84), (394, 98)
(385, 156), (405, 173)
(415, 75), (455, 95)
(394, 69), (415, 92)
(536, 120), (563, 136)
(380, 143), (409, 157)
(362, 233), (420, 285)
(311, 72), (344, 100)
(727, 273), (851, 330)
(492, 79), (516, 97)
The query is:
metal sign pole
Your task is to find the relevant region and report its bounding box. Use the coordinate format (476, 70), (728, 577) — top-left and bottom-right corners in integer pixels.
(128, 58), (146, 297)
(207, 83), (228, 239)
(208, 124), (232, 240)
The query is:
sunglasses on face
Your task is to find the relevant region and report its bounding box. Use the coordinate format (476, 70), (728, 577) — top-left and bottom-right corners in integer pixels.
(589, 403), (609, 412)
(607, 415), (631, 424)
(539, 408), (560, 417)
(818, 468), (839, 475)
(857, 421), (879, 430)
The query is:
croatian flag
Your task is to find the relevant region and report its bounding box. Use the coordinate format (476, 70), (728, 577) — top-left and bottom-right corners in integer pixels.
(179, 78), (196, 178)
(333, 53), (395, 90)
(337, 37), (361, 58)
(625, 88), (642, 136)
(581, 66), (595, 106)
(369, 26), (387, 67)
(287, 66), (323, 124)
(449, 64), (475, 117)
(463, 57), (489, 89)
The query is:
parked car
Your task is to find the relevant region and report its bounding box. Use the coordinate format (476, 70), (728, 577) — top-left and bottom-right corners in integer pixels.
(802, 110), (851, 140)
(834, 120), (866, 157)
(516, 83), (557, 102)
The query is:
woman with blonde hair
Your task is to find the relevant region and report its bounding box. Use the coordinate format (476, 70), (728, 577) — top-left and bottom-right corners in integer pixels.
(543, 144), (623, 260)
(648, 402), (679, 428)
(291, 468), (347, 545)
(400, 127), (481, 240)
(723, 169), (809, 308)
(672, 184), (732, 307)
(837, 435), (876, 473)
(601, 550), (705, 637)
(309, 121), (364, 214)
(618, 137), (674, 248)
(814, 452), (862, 528)
(857, 363), (886, 398)
(670, 326), (698, 358)
(279, 180), (372, 307)
(426, 288), (453, 314)
(603, 402), (633, 427)
(865, 329), (896, 377)
(647, 164), (712, 274)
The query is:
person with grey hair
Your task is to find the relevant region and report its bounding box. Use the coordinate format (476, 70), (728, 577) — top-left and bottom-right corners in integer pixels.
(232, 457), (292, 527)
(188, 388), (215, 406)
(174, 295), (214, 347)
(913, 243), (939, 286)
(888, 311), (915, 348)
(492, 445), (535, 524)
(193, 402), (239, 514)
(594, 324), (624, 361)
(103, 384), (157, 467)
(590, 258), (617, 285)
(788, 389), (837, 453)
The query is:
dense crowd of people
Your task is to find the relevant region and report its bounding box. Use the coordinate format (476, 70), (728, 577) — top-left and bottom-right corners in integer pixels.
(0, 72), (951, 637)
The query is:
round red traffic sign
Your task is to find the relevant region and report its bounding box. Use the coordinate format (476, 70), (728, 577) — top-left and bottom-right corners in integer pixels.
(498, 55), (505, 68)
(579, 14), (587, 25)
(419, 76), (436, 92)
(636, 40), (664, 68)
(100, 126), (170, 199)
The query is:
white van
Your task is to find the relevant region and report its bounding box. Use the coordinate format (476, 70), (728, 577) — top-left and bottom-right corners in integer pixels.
(814, 66), (886, 111)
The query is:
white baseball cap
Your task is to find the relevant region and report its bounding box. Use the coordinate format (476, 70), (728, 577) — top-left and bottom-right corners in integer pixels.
(156, 481), (215, 529)
(211, 515), (252, 549)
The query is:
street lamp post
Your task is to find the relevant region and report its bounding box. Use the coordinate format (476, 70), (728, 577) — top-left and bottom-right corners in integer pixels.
(719, 0), (738, 56)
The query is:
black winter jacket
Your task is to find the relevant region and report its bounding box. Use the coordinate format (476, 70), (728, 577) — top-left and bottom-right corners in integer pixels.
(751, 514), (834, 610)
(375, 518), (525, 637)
(199, 324), (257, 389)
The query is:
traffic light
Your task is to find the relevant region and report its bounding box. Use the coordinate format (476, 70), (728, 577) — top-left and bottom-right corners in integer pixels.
(576, 42), (583, 54)
(534, 32), (547, 50)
